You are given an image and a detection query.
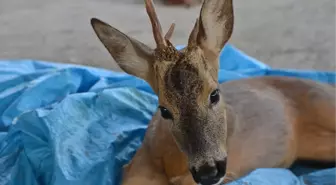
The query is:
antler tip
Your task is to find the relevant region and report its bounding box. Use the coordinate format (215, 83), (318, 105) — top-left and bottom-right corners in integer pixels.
(164, 22), (176, 40)
(144, 0), (167, 48)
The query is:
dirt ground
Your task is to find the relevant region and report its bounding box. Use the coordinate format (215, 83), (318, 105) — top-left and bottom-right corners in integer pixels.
(0, 0), (335, 71)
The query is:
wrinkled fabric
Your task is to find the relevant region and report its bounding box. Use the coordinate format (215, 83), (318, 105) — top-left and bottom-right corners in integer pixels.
(0, 44), (335, 185)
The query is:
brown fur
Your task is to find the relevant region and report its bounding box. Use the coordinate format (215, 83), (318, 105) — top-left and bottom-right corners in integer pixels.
(90, 0), (336, 184)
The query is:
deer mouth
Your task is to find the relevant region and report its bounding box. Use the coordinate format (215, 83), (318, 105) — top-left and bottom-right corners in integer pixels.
(196, 177), (224, 185)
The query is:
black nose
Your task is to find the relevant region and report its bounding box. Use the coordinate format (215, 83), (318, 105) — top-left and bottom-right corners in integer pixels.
(190, 160), (227, 185)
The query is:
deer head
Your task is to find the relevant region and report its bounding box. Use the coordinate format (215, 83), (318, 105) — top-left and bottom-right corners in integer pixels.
(91, 0), (234, 184)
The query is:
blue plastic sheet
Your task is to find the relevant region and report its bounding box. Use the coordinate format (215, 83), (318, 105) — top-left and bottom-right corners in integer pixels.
(0, 44), (335, 185)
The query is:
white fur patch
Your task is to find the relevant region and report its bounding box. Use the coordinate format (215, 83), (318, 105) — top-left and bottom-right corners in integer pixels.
(197, 177), (224, 185)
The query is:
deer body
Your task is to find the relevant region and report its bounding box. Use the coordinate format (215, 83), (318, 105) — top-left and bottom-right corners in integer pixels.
(90, 0), (335, 184)
(121, 76), (335, 185)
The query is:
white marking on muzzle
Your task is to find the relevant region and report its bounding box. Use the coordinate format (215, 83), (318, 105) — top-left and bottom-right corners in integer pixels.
(197, 177), (224, 185)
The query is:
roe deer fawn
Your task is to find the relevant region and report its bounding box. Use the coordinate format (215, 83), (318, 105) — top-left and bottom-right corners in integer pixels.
(90, 0), (336, 184)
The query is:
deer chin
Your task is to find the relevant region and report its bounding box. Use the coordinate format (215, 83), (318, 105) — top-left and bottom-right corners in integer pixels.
(197, 177), (224, 185)
(215, 177), (225, 185)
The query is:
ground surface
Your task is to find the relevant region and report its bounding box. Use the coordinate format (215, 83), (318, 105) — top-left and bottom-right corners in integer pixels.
(0, 0), (335, 71)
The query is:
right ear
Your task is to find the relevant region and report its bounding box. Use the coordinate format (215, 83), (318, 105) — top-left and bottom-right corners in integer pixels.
(188, 0), (234, 64)
(90, 18), (154, 83)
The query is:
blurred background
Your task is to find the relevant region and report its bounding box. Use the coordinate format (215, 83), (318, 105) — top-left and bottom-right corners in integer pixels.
(0, 0), (335, 71)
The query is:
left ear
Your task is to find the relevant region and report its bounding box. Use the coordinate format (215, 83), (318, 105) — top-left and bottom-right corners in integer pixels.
(192, 0), (234, 61)
(91, 18), (155, 84)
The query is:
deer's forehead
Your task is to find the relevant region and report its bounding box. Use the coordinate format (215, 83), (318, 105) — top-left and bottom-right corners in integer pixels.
(162, 61), (204, 102)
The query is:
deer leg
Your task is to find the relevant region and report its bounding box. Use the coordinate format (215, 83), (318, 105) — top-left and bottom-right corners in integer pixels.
(121, 147), (170, 185)
(122, 148), (196, 185)
(122, 166), (169, 185)
(168, 173), (198, 185)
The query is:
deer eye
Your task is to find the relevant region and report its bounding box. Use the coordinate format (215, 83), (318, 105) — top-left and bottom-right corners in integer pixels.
(159, 106), (173, 120)
(210, 89), (220, 105)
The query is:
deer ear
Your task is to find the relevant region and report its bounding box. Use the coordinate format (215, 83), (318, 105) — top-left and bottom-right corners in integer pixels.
(91, 18), (154, 82)
(196, 0), (234, 56)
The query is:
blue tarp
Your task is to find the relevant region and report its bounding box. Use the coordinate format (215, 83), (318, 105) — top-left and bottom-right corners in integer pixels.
(0, 44), (335, 185)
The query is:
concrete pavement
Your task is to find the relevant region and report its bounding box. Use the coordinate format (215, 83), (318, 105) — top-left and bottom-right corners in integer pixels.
(0, 0), (335, 71)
